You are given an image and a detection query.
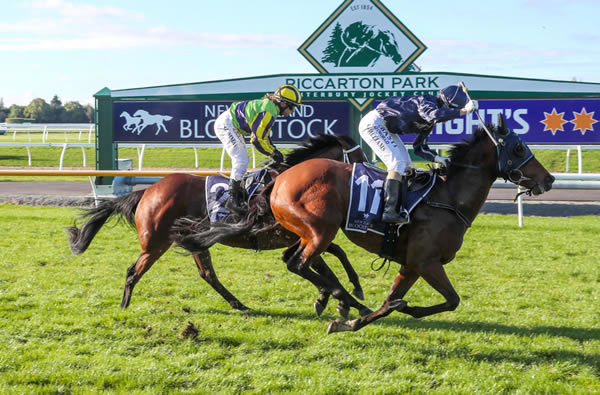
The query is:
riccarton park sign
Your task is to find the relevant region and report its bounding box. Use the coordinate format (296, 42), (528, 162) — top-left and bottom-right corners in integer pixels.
(95, 0), (600, 183)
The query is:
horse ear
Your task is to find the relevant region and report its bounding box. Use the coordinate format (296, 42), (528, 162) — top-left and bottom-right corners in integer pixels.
(497, 113), (509, 135)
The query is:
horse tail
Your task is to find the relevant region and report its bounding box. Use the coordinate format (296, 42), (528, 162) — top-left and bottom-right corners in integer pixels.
(172, 182), (274, 254)
(65, 189), (145, 255)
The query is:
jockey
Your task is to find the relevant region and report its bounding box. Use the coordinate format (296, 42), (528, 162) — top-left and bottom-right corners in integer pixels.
(358, 84), (477, 224)
(214, 84), (303, 213)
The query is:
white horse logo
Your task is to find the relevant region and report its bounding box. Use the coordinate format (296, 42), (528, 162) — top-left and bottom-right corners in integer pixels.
(119, 110), (173, 135)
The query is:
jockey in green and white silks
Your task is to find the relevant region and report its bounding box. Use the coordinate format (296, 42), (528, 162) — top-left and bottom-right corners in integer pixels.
(214, 84), (303, 213)
(358, 85), (477, 225)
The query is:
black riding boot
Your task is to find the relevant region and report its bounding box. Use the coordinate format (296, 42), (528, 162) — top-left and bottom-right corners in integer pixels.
(225, 179), (246, 213)
(381, 178), (410, 224)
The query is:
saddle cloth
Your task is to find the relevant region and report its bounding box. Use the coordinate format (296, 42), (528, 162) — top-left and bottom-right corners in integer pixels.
(206, 169), (268, 224)
(345, 163), (436, 235)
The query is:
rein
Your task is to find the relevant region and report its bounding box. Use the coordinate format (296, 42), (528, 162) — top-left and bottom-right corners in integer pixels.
(425, 199), (472, 228)
(342, 144), (365, 164)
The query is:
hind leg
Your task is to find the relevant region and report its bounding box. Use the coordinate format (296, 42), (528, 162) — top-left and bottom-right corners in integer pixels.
(283, 242), (331, 316)
(121, 249), (164, 308)
(326, 243), (364, 300)
(193, 249), (249, 311)
(286, 242), (372, 318)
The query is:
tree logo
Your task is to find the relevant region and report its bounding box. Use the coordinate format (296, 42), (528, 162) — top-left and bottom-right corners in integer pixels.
(299, 0), (426, 74)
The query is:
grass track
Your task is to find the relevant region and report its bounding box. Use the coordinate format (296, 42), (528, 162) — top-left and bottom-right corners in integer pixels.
(0, 204), (598, 392)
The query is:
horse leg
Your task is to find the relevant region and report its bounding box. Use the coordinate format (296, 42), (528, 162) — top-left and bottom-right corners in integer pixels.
(328, 267), (419, 333)
(283, 243), (331, 316)
(401, 262), (460, 319)
(312, 256), (357, 319)
(193, 249), (249, 311)
(121, 250), (163, 308)
(325, 243), (364, 300)
(285, 243), (372, 318)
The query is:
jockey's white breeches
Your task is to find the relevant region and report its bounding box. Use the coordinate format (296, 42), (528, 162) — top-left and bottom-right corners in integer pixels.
(358, 110), (411, 178)
(214, 110), (249, 181)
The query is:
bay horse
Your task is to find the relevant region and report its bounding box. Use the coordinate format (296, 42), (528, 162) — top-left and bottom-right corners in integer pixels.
(266, 114), (555, 333)
(66, 134), (367, 315)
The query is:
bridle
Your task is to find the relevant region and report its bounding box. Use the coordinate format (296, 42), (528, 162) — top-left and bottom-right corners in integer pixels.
(342, 144), (367, 164)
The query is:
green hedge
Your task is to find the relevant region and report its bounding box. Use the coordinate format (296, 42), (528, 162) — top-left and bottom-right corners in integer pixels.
(5, 117), (36, 124)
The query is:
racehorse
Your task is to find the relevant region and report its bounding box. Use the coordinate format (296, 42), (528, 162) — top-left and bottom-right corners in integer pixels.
(265, 114), (555, 333)
(66, 134), (368, 316)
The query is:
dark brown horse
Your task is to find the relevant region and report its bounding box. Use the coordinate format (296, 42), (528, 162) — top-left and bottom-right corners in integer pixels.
(265, 114), (555, 332)
(66, 134), (367, 314)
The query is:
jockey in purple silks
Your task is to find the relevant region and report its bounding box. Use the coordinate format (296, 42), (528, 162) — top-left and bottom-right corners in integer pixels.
(214, 84), (303, 213)
(359, 85), (477, 224)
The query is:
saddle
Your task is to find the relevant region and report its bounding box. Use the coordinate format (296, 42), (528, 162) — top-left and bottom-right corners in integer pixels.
(345, 163), (437, 261)
(206, 169), (274, 224)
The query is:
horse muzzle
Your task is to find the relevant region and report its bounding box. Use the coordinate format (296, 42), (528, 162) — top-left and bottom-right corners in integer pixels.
(531, 174), (555, 195)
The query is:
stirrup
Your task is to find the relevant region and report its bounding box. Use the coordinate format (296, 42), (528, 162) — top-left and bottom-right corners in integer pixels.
(382, 209), (410, 224)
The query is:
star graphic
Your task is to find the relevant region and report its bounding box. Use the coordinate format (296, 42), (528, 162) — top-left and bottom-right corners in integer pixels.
(540, 108), (568, 136)
(570, 107), (597, 135)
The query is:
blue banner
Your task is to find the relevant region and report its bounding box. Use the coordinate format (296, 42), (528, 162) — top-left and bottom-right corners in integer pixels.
(113, 101), (351, 143)
(399, 99), (600, 144)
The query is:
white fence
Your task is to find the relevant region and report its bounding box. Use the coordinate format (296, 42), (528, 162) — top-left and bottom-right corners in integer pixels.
(0, 123), (95, 143)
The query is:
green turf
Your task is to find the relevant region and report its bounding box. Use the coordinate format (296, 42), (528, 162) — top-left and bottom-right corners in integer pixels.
(0, 205), (598, 392)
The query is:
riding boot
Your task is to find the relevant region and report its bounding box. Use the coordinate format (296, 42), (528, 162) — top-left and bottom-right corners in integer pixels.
(225, 179), (247, 213)
(381, 178), (410, 224)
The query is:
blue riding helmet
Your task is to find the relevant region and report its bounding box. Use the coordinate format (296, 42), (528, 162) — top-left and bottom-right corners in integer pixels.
(438, 85), (469, 109)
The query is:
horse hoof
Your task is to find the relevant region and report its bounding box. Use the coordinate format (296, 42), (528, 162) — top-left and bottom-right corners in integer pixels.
(336, 303), (350, 319)
(314, 301), (326, 316)
(327, 319), (355, 334)
(352, 287), (365, 301)
(358, 307), (372, 317)
(389, 299), (407, 311)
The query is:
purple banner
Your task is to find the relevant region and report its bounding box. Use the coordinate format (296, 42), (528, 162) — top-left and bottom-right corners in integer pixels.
(113, 101), (350, 143)
(375, 99), (600, 144)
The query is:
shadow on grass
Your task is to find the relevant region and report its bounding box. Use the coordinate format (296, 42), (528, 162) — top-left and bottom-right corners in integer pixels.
(202, 305), (599, 342)
(203, 306), (327, 321)
(0, 155), (27, 160)
(369, 315), (600, 342)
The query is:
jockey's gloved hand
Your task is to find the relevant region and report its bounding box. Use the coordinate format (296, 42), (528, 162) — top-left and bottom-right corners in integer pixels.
(464, 100), (477, 114)
(271, 149), (284, 164)
(434, 155), (451, 167)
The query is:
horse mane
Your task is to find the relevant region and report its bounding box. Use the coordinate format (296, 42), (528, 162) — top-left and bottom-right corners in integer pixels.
(447, 124), (496, 164)
(284, 134), (358, 167)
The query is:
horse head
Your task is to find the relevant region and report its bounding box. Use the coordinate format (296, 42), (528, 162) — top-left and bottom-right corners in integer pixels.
(133, 109), (149, 117)
(120, 111), (129, 118)
(376, 29), (403, 64)
(341, 22), (375, 50)
(449, 114), (554, 196)
(493, 113), (554, 195)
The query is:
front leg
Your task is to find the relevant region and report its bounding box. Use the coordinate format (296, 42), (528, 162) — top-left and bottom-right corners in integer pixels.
(328, 268), (419, 333)
(402, 262), (460, 319)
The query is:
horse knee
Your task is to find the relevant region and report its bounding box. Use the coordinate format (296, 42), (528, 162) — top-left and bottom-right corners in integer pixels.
(286, 259), (303, 274)
(447, 294), (460, 311)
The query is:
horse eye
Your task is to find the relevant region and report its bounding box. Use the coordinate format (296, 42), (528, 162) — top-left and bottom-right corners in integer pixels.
(513, 144), (526, 158)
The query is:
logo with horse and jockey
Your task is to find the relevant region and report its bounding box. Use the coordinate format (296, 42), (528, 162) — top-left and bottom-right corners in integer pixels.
(298, 0), (426, 73)
(322, 21), (417, 69)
